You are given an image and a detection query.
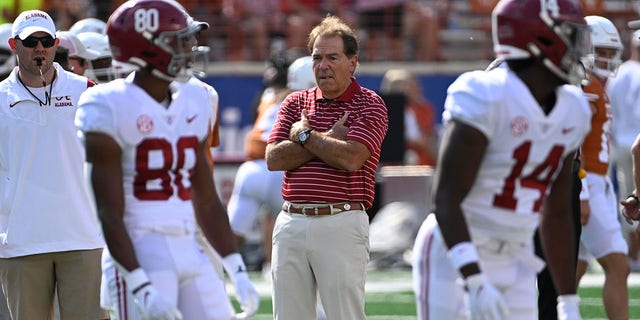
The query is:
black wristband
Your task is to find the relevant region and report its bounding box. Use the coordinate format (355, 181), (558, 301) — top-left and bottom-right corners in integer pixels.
(131, 281), (151, 295)
(628, 193), (639, 203)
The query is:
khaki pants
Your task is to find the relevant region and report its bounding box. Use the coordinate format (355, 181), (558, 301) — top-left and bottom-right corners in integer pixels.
(0, 249), (103, 320)
(0, 286), (9, 320)
(272, 209), (369, 320)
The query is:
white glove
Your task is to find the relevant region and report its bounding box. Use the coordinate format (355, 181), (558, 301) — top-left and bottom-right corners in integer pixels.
(557, 294), (582, 320)
(124, 268), (183, 320)
(222, 253), (260, 318)
(465, 273), (509, 320)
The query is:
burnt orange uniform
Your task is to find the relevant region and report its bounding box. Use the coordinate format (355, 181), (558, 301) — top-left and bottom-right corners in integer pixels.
(577, 74), (628, 275)
(581, 76), (611, 175)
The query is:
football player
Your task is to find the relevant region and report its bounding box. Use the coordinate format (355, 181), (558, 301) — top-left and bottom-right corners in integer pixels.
(575, 15), (629, 320)
(75, 1), (259, 319)
(412, 0), (592, 319)
(75, 31), (117, 83)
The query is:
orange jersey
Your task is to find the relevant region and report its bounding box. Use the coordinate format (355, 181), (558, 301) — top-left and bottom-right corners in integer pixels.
(581, 75), (611, 175)
(406, 101), (437, 166)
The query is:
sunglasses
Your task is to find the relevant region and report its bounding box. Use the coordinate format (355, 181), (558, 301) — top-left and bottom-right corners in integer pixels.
(19, 36), (56, 48)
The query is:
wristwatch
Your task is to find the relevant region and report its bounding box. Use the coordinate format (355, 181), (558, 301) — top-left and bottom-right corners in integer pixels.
(298, 129), (313, 145)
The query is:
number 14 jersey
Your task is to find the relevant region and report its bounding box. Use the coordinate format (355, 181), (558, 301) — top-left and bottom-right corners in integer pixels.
(443, 66), (591, 243)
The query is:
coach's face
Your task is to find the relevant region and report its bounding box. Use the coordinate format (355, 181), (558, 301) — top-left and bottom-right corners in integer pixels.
(312, 35), (357, 99)
(10, 31), (58, 79)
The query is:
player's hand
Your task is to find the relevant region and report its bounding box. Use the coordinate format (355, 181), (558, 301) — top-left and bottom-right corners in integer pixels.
(557, 294), (582, 320)
(620, 195), (640, 224)
(579, 200), (590, 225)
(223, 253), (260, 318)
(124, 268), (183, 320)
(133, 285), (183, 320)
(464, 273), (509, 320)
(231, 273), (260, 319)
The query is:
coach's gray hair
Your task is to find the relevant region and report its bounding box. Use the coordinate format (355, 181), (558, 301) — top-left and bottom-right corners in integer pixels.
(307, 15), (359, 58)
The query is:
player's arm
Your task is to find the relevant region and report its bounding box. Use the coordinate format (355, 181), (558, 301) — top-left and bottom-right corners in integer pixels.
(433, 119), (487, 278)
(204, 120), (217, 171)
(434, 119), (508, 318)
(191, 132), (260, 316)
(87, 131), (184, 319)
(539, 151), (579, 295)
(191, 136), (239, 256)
(576, 149), (590, 226)
(621, 133), (640, 222)
(84, 132), (140, 271)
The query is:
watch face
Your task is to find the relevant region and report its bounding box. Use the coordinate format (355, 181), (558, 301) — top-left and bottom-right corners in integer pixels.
(298, 131), (308, 143)
(298, 130), (310, 144)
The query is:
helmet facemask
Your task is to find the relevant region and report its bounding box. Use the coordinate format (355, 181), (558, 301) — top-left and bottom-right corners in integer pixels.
(539, 15), (592, 85)
(107, 0), (210, 83)
(583, 47), (622, 79)
(149, 22), (209, 82)
(85, 57), (118, 83)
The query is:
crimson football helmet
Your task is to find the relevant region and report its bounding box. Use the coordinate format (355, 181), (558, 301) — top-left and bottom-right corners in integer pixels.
(106, 0), (209, 82)
(492, 0), (591, 85)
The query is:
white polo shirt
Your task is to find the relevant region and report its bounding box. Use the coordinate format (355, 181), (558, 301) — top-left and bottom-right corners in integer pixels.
(0, 63), (103, 258)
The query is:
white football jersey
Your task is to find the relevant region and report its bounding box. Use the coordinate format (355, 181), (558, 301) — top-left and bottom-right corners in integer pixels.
(76, 75), (217, 225)
(443, 66), (591, 242)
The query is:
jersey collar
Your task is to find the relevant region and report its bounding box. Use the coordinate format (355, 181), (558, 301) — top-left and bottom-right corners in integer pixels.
(314, 76), (360, 103)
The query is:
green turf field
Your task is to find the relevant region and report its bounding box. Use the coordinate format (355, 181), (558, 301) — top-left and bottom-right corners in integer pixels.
(233, 270), (640, 319)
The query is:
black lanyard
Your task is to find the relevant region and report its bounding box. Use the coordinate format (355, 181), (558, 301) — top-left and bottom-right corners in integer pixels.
(17, 71), (56, 107)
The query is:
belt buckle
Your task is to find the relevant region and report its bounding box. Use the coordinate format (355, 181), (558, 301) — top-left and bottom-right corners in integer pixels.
(301, 206), (319, 216)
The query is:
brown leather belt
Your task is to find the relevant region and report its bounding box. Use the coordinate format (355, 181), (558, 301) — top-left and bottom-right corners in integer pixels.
(282, 202), (365, 216)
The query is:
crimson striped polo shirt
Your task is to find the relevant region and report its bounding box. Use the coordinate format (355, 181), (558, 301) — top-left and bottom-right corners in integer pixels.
(268, 78), (388, 209)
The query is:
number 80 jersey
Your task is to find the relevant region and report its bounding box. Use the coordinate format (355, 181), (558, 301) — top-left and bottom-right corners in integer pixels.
(76, 75), (218, 223)
(443, 66), (591, 242)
